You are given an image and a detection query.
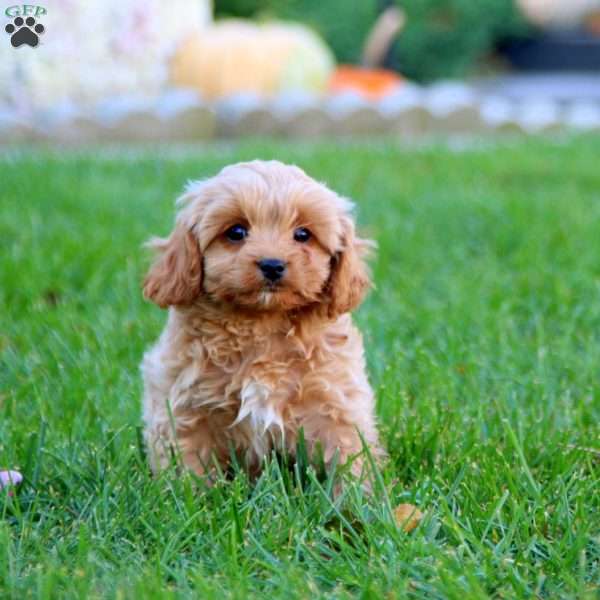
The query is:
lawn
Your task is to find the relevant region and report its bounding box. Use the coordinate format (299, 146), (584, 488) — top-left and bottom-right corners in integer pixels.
(1, 137), (599, 599)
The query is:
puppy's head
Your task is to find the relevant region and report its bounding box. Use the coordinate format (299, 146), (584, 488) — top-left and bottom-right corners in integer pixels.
(143, 160), (372, 317)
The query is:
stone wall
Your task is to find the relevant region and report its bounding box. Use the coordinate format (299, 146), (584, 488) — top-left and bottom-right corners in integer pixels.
(2, 82), (600, 144)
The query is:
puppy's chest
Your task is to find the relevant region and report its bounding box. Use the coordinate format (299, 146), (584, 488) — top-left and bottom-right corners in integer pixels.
(194, 329), (308, 437)
(199, 328), (309, 397)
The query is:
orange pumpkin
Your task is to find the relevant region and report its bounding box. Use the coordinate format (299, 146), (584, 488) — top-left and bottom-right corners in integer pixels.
(329, 66), (403, 100)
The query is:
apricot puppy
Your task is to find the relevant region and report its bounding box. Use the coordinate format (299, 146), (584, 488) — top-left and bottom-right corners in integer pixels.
(141, 160), (383, 486)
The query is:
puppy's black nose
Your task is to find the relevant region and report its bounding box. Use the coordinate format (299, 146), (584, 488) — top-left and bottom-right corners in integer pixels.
(258, 258), (286, 282)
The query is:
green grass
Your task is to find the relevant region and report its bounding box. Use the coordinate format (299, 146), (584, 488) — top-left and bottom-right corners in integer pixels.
(1, 137), (599, 599)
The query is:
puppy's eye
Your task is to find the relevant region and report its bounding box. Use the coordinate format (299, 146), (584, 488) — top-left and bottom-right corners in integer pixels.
(293, 227), (311, 243)
(225, 224), (248, 242)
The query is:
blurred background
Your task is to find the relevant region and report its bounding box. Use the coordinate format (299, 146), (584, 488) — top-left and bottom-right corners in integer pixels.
(1, 0), (600, 141)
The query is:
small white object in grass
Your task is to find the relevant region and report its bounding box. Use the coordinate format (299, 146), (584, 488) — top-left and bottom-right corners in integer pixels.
(0, 470), (23, 489)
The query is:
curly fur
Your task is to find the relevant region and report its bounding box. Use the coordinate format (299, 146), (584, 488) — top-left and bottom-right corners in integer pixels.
(141, 160), (384, 485)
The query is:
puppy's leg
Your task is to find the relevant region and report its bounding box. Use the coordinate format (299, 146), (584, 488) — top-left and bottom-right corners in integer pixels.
(292, 400), (384, 491)
(176, 414), (231, 480)
(151, 413), (231, 483)
(142, 347), (230, 480)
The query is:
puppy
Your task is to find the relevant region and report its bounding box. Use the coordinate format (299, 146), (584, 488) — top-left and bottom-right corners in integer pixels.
(141, 160), (384, 487)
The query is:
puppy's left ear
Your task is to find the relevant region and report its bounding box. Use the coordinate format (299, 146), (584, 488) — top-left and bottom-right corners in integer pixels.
(326, 216), (373, 319)
(143, 223), (202, 309)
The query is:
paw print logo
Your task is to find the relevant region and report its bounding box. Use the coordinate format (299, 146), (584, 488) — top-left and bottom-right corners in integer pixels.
(5, 16), (45, 48)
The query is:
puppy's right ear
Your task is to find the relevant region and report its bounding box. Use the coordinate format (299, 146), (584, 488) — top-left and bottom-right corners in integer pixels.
(143, 223), (202, 308)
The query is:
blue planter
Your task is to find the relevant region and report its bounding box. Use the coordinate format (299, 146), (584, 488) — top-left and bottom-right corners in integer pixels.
(500, 31), (600, 71)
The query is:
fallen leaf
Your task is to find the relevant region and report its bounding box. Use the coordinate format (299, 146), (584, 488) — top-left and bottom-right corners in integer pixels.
(394, 503), (423, 532)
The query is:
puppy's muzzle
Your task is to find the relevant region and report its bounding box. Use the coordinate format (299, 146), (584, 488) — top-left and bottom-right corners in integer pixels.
(258, 258), (287, 282)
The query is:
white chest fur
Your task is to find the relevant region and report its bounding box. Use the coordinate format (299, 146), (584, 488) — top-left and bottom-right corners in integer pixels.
(232, 380), (285, 457)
